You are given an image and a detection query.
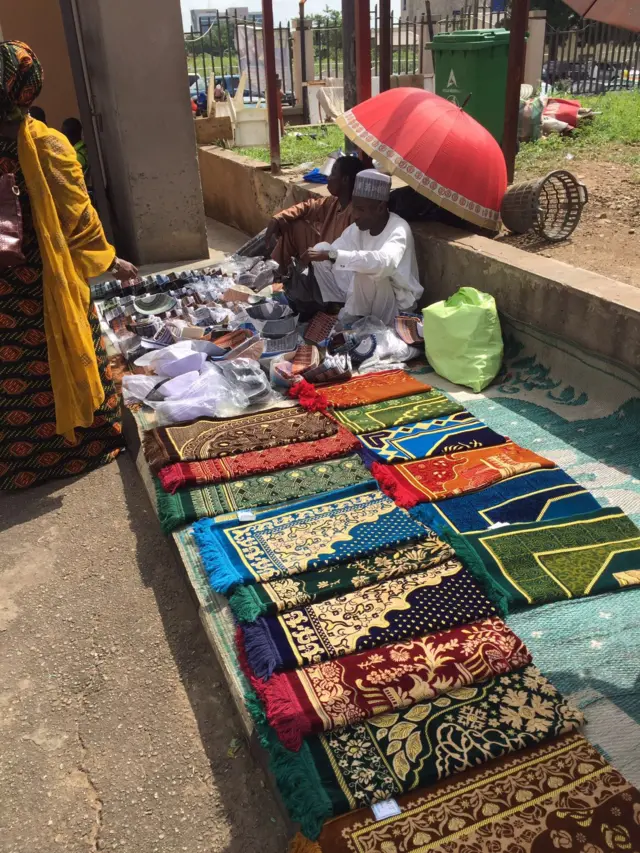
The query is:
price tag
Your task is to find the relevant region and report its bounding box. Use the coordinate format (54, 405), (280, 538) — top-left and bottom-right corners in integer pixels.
(371, 799), (402, 821)
(237, 510), (256, 522)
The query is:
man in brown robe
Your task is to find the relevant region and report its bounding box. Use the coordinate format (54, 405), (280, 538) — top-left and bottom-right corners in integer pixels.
(266, 156), (365, 270)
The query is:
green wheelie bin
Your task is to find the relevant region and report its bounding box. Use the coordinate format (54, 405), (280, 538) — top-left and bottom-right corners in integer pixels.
(432, 29), (510, 143)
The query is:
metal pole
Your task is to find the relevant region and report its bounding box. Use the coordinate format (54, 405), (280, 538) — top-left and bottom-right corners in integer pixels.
(502, 0), (530, 182)
(299, 2), (309, 123)
(380, 0), (391, 90)
(262, 0), (281, 174)
(355, 0), (372, 102)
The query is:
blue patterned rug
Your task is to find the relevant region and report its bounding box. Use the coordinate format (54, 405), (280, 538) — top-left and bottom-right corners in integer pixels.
(414, 313), (640, 785)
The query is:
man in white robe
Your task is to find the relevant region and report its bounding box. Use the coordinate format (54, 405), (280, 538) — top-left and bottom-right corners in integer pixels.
(304, 169), (423, 327)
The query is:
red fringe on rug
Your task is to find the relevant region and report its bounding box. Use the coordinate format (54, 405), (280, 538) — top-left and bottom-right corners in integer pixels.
(289, 379), (329, 412)
(371, 461), (420, 508)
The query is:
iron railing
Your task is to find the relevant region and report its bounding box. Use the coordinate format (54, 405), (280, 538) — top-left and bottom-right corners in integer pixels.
(185, 13), (295, 107)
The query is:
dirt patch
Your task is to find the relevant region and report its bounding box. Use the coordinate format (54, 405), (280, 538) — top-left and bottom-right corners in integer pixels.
(501, 157), (640, 288)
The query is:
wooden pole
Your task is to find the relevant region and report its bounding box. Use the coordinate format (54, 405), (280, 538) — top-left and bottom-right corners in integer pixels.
(261, 0), (281, 174)
(380, 0), (391, 91)
(299, 2), (309, 125)
(502, 0), (530, 182)
(355, 0), (372, 103)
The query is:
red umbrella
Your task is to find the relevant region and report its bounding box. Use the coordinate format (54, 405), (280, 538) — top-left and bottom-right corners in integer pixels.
(562, 0), (640, 30)
(336, 88), (507, 232)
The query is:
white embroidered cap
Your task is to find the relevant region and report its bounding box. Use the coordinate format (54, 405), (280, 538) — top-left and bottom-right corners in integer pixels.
(353, 168), (392, 202)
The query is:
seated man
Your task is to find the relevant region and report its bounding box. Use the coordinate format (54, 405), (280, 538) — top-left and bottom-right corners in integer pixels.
(306, 169), (423, 327)
(266, 155), (365, 270)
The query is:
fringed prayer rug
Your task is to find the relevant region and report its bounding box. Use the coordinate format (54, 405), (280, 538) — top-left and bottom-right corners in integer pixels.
(412, 467), (601, 534)
(298, 732), (640, 853)
(358, 411), (507, 464)
(157, 426), (360, 493)
(229, 534), (455, 623)
(291, 369), (432, 411)
(373, 441), (556, 508)
(194, 484), (428, 595)
(255, 665), (584, 839)
(143, 406), (337, 473)
(241, 560), (498, 678)
(331, 390), (464, 434)
(455, 507), (640, 614)
(155, 455), (373, 534)
(250, 617), (531, 749)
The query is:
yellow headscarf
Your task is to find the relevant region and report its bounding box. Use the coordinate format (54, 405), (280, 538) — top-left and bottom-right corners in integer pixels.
(17, 117), (115, 442)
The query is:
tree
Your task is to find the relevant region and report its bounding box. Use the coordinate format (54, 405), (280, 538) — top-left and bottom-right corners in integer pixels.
(311, 6), (343, 63)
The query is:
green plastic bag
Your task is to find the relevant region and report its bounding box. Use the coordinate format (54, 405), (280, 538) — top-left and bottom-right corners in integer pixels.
(422, 287), (503, 392)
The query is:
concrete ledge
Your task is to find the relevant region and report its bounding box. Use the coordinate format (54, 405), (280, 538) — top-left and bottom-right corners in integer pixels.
(414, 224), (640, 370)
(198, 145), (640, 372)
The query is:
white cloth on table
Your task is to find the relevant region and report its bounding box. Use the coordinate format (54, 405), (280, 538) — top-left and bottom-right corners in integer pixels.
(311, 213), (423, 327)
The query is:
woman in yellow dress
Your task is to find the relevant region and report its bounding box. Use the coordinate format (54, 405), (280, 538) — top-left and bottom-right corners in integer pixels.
(0, 41), (138, 488)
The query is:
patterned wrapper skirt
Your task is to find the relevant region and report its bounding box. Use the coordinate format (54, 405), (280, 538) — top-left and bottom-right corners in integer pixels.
(0, 137), (124, 489)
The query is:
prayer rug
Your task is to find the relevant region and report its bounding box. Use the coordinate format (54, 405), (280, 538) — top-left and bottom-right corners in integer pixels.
(193, 484), (428, 595)
(155, 455), (374, 534)
(358, 411), (507, 464)
(372, 441), (556, 508)
(256, 665), (584, 839)
(304, 311), (337, 346)
(291, 369), (432, 411)
(301, 732), (640, 853)
(456, 507), (640, 614)
(412, 466), (601, 534)
(331, 390), (464, 434)
(250, 617), (531, 749)
(241, 560), (499, 678)
(142, 406), (337, 473)
(229, 534), (455, 623)
(156, 426), (360, 493)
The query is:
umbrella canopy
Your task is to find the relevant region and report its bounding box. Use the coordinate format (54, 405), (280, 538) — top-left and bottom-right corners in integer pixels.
(336, 88), (507, 231)
(562, 0), (640, 31)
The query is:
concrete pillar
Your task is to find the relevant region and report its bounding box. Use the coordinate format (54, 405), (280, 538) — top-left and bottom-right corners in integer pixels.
(0, 0), (79, 128)
(524, 10), (547, 89)
(73, 0), (208, 265)
(291, 20), (315, 104)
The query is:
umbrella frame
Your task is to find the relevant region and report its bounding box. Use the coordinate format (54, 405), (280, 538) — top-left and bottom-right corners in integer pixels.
(337, 109), (502, 231)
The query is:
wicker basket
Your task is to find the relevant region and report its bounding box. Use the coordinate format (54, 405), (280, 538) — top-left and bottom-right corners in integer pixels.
(500, 170), (588, 241)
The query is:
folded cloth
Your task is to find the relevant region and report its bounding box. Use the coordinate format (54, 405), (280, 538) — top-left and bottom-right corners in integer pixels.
(156, 426), (360, 493)
(453, 507), (640, 614)
(155, 455), (373, 534)
(332, 390), (464, 434)
(300, 732), (635, 853)
(241, 559), (498, 678)
(373, 441), (556, 508)
(303, 311), (338, 346)
(359, 410), (507, 464)
(229, 533), (455, 622)
(250, 617), (531, 749)
(291, 369), (432, 411)
(412, 467), (601, 534)
(254, 665), (584, 840)
(194, 484), (428, 595)
(143, 406), (337, 473)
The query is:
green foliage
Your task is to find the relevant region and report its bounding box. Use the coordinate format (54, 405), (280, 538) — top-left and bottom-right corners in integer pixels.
(529, 0), (578, 31)
(516, 90), (640, 177)
(234, 125), (346, 166)
(311, 5), (343, 63)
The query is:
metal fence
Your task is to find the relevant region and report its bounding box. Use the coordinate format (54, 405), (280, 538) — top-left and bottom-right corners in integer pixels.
(185, 13), (295, 106)
(436, 7), (640, 95)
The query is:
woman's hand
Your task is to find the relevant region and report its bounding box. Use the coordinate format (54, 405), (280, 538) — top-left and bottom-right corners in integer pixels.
(112, 257), (139, 281)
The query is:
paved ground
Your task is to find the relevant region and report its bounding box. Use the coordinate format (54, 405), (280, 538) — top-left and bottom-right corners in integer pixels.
(0, 456), (288, 853)
(0, 221), (291, 853)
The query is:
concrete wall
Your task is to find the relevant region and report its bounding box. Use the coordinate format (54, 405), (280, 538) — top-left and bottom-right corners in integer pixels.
(0, 0), (79, 129)
(198, 146), (640, 371)
(524, 11), (547, 89)
(413, 224), (640, 370)
(75, 0), (208, 266)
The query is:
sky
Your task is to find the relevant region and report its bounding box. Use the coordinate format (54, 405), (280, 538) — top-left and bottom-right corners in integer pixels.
(180, 0), (403, 28)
